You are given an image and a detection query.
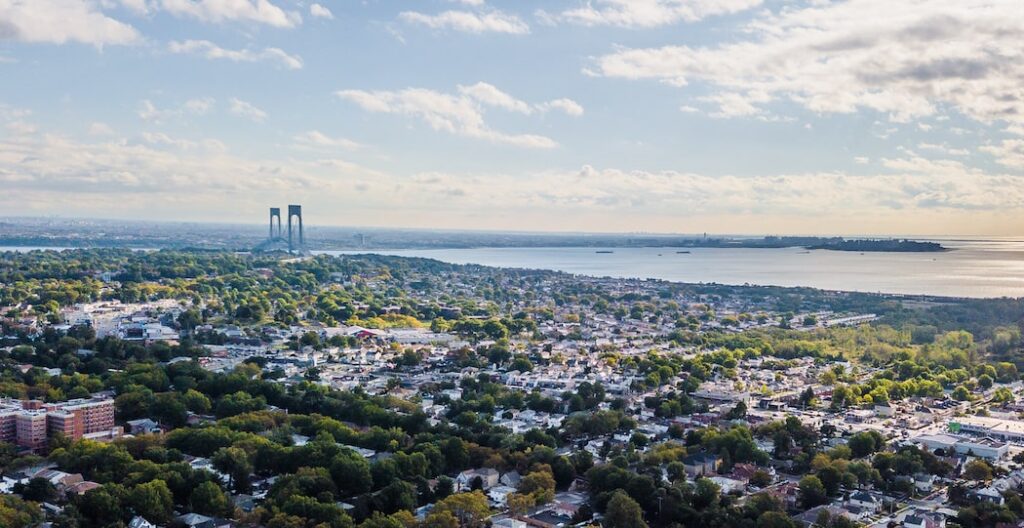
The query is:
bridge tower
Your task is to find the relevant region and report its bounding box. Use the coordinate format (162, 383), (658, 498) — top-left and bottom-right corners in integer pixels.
(269, 208), (282, 239)
(287, 204), (304, 251)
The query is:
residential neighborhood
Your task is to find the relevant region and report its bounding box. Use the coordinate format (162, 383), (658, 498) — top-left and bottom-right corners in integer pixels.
(0, 249), (1022, 528)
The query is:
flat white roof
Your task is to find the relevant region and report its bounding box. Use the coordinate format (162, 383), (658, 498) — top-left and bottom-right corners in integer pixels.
(957, 416), (1024, 435)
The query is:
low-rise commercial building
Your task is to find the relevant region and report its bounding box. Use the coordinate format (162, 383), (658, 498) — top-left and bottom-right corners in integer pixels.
(914, 433), (1009, 460)
(951, 416), (1024, 443)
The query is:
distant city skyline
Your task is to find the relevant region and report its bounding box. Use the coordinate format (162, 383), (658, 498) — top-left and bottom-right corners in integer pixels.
(1, 0), (1022, 236)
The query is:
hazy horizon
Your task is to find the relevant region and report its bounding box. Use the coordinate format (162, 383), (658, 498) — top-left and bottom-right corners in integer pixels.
(2, 214), (1022, 242)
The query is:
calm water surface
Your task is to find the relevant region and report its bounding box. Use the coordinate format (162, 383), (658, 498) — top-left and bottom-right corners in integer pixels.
(326, 238), (1024, 299)
(4, 241), (1024, 298)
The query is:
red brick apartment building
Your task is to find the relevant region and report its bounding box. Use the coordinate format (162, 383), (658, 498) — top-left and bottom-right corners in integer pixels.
(0, 397), (118, 451)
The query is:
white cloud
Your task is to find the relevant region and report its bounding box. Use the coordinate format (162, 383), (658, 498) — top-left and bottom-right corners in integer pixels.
(0, 116), (394, 220)
(881, 156), (974, 176)
(183, 97), (215, 115)
(700, 91), (768, 118)
(309, 3), (332, 19)
(519, 163), (1024, 220)
(388, 162), (1024, 232)
(159, 0), (301, 28)
(981, 139), (1024, 169)
(457, 83), (585, 117)
(138, 132), (225, 152)
(0, 133), (327, 197)
(141, 131), (198, 150)
(458, 82), (533, 114)
(539, 0), (762, 28)
(2, 107), (1023, 234)
(138, 100), (167, 122)
(336, 84), (567, 148)
(88, 122), (115, 136)
(539, 98), (585, 117)
(6, 120), (36, 136)
(591, 0), (1024, 128)
(169, 40), (303, 70)
(293, 131), (361, 151)
(228, 98), (267, 122)
(399, 9), (529, 34)
(116, 0), (152, 15)
(0, 0), (140, 46)
(137, 98), (214, 123)
(918, 142), (969, 156)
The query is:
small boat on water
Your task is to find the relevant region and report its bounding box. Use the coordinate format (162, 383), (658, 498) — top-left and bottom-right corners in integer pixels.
(595, 250), (614, 254)
(676, 250), (691, 254)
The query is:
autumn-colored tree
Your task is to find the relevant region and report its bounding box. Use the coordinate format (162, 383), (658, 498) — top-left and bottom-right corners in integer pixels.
(506, 492), (534, 517)
(431, 491), (490, 528)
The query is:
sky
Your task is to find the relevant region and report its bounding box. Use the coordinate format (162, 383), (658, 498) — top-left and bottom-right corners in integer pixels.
(0, 0), (1023, 236)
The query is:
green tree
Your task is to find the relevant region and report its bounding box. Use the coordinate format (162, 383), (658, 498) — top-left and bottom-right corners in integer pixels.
(182, 389), (212, 414)
(667, 461), (687, 482)
(798, 387), (817, 408)
(398, 350), (421, 367)
(0, 495), (44, 528)
(963, 459), (993, 481)
(15, 477), (57, 502)
(482, 320), (509, 340)
(848, 430), (885, 458)
(750, 469), (773, 488)
(358, 511), (414, 528)
(213, 446), (253, 492)
(373, 481), (417, 514)
(603, 490), (648, 528)
(177, 308), (202, 333)
(77, 485), (126, 526)
(152, 392), (188, 427)
(798, 475), (828, 509)
(332, 450), (373, 497)
(694, 478), (721, 509)
(511, 356), (533, 372)
(215, 391), (266, 418)
(128, 479), (174, 525)
(519, 468), (556, 504)
(726, 401), (748, 420)
(758, 511), (797, 528)
(190, 481), (232, 517)
(953, 385), (971, 401)
(421, 511), (459, 528)
(994, 387), (1015, 403)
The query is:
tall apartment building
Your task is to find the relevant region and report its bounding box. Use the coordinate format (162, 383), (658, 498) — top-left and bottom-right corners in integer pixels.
(0, 397), (118, 451)
(14, 412), (48, 450)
